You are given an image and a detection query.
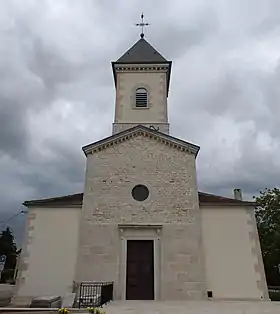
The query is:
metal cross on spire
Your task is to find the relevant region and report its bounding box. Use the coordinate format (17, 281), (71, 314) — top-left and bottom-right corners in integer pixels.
(135, 13), (150, 38)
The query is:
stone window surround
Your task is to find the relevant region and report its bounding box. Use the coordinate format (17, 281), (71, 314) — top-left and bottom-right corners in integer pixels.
(131, 84), (151, 110)
(118, 224), (162, 301)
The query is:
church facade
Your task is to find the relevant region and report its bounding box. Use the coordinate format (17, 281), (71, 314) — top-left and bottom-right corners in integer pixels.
(16, 36), (269, 302)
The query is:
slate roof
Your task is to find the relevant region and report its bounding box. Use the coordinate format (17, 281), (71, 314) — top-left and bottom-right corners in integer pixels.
(116, 38), (168, 64)
(198, 192), (255, 206)
(22, 193), (84, 207)
(112, 37), (172, 96)
(23, 191), (255, 207)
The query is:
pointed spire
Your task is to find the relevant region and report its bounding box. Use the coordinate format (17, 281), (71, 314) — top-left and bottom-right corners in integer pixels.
(115, 38), (168, 63)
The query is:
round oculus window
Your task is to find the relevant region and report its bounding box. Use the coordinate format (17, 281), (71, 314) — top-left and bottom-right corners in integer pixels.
(132, 185), (149, 201)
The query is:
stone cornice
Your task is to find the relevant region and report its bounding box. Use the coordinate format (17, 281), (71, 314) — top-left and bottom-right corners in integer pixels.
(112, 61), (172, 96)
(115, 65), (169, 72)
(82, 125), (200, 157)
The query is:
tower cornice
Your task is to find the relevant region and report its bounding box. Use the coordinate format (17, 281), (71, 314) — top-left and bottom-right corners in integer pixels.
(112, 61), (172, 96)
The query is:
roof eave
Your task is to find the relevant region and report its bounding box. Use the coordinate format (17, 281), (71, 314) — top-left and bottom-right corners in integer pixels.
(23, 201), (255, 208)
(22, 191), (256, 208)
(199, 202), (256, 207)
(166, 61), (172, 97)
(113, 60), (170, 65)
(23, 201), (82, 208)
(111, 61), (117, 89)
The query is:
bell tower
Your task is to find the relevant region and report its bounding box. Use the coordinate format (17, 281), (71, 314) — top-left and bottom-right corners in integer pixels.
(111, 19), (172, 135)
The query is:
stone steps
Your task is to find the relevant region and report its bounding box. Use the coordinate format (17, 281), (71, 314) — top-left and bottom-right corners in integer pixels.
(10, 296), (33, 308)
(4, 301), (280, 314)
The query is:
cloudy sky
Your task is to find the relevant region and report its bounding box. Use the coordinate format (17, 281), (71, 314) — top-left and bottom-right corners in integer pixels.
(1, 0), (280, 243)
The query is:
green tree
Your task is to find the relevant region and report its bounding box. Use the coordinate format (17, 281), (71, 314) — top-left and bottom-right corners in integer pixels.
(254, 188), (280, 286)
(0, 227), (17, 283)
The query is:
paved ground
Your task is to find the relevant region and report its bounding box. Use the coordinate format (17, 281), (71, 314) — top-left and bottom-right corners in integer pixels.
(2, 301), (280, 314)
(103, 301), (280, 314)
(0, 284), (15, 307)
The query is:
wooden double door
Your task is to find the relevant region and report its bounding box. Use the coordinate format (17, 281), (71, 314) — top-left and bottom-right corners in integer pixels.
(126, 240), (154, 300)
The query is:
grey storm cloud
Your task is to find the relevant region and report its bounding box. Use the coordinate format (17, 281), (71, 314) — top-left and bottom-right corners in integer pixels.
(1, 0), (280, 243)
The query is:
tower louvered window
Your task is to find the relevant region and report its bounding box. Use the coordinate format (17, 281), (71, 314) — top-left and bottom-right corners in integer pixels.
(135, 88), (148, 107)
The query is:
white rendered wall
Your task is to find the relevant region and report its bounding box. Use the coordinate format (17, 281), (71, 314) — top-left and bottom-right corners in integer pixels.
(201, 205), (268, 300)
(17, 206), (81, 297)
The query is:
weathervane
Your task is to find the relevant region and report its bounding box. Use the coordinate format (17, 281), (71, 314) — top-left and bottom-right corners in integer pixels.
(135, 13), (150, 38)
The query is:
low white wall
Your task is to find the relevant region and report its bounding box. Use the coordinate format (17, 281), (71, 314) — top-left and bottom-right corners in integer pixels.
(17, 206), (81, 297)
(201, 205), (266, 300)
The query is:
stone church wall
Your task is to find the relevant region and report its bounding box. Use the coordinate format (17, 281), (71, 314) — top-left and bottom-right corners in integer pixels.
(114, 70), (168, 125)
(112, 122), (169, 135)
(75, 135), (207, 300)
(113, 67), (170, 135)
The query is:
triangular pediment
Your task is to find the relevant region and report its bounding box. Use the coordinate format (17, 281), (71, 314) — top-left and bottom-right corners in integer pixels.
(82, 125), (200, 157)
